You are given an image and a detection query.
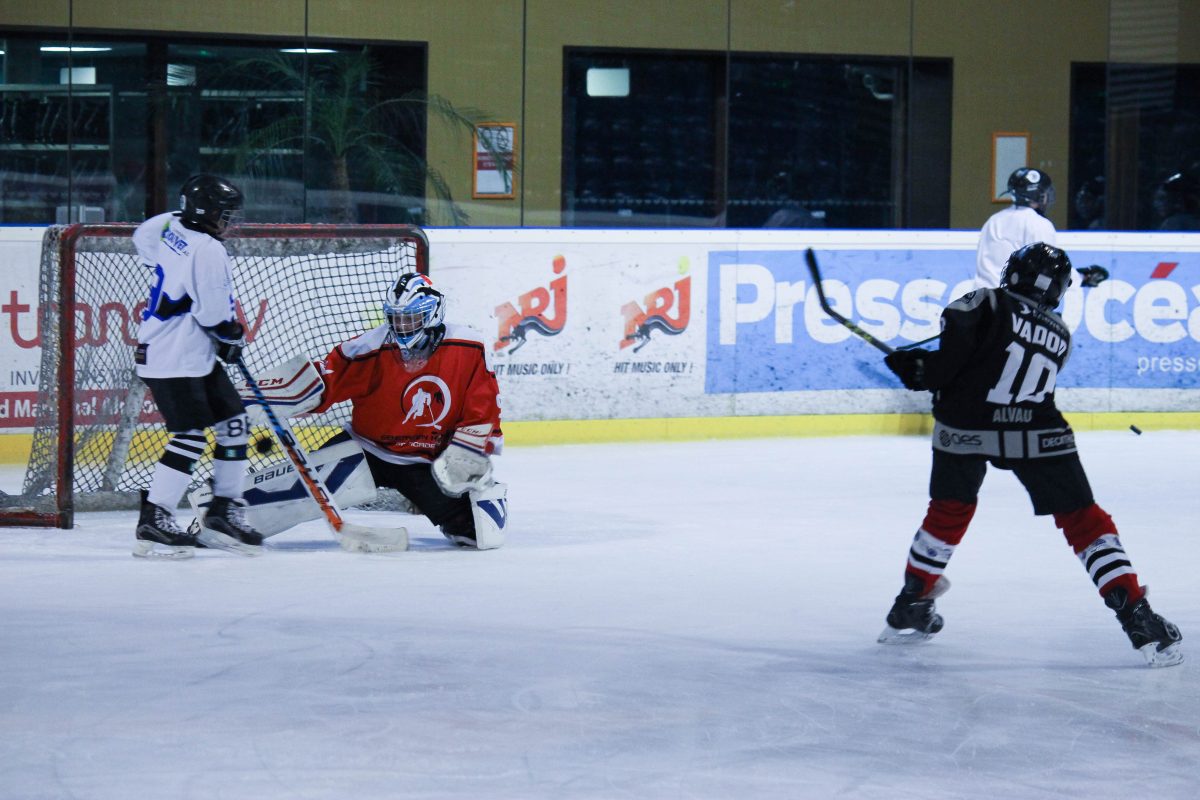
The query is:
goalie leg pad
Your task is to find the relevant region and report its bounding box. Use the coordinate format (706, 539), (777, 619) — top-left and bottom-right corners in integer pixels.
(188, 438), (377, 538)
(468, 481), (508, 550)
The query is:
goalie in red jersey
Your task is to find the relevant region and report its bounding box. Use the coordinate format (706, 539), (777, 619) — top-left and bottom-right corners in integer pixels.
(226, 273), (507, 550)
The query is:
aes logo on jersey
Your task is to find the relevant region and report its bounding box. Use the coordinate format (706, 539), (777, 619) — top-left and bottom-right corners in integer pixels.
(494, 255), (568, 354)
(620, 274), (691, 352)
(401, 375), (451, 431)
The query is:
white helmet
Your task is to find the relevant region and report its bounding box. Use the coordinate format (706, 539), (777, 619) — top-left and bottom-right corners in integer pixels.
(382, 273), (445, 368)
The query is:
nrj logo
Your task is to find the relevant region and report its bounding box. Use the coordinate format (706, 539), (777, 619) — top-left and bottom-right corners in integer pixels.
(494, 255), (568, 354)
(620, 264), (691, 352)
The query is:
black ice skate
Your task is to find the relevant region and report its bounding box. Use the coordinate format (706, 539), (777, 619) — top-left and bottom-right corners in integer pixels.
(878, 574), (949, 644)
(195, 495), (264, 556)
(1104, 586), (1183, 668)
(133, 490), (196, 560)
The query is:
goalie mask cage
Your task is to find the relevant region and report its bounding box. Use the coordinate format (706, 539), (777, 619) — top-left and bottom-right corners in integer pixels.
(0, 223), (428, 528)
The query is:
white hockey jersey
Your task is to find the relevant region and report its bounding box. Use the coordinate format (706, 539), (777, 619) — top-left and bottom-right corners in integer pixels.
(975, 205), (1057, 289)
(133, 212), (238, 378)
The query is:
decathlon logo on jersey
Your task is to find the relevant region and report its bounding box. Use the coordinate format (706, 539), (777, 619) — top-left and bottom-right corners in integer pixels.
(494, 256), (568, 354)
(402, 376), (451, 430)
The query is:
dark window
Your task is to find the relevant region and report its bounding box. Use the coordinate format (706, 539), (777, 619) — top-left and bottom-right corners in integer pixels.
(563, 51), (723, 227)
(563, 48), (952, 229)
(1070, 62), (1200, 231)
(0, 33), (426, 225)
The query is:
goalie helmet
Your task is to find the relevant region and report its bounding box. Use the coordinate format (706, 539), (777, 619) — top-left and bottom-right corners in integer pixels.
(1001, 242), (1073, 309)
(382, 273), (446, 369)
(1006, 167), (1055, 210)
(179, 174), (244, 238)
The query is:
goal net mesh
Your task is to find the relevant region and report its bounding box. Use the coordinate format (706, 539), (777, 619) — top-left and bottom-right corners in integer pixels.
(4, 223), (426, 523)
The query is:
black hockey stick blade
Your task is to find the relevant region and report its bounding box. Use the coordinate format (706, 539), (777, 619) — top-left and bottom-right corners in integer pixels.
(804, 248), (895, 355)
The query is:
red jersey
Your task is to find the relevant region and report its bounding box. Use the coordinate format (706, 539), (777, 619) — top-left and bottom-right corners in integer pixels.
(312, 322), (502, 465)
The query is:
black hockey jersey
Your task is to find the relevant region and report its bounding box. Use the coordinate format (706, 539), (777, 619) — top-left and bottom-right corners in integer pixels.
(922, 288), (1071, 435)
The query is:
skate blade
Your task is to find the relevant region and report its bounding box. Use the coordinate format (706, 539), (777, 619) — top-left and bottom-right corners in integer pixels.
(338, 523), (408, 553)
(877, 625), (937, 645)
(1140, 641), (1184, 668)
(195, 527), (264, 557)
(132, 540), (195, 560)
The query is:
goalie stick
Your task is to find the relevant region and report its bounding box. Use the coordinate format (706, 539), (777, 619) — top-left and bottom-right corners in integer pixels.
(804, 248), (896, 355)
(234, 357), (407, 553)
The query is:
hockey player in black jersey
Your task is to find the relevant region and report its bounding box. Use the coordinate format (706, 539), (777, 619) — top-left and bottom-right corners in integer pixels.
(880, 242), (1182, 667)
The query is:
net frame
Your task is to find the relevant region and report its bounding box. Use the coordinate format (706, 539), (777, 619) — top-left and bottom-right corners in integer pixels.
(0, 223), (428, 528)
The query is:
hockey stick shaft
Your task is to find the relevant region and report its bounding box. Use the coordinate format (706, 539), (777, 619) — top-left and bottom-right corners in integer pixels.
(234, 358), (351, 533)
(804, 248), (895, 355)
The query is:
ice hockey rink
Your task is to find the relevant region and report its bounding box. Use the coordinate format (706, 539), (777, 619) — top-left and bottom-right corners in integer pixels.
(1, 430), (1197, 799)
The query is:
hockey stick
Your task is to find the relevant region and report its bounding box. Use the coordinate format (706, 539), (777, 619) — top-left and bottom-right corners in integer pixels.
(804, 248), (895, 355)
(234, 358), (407, 553)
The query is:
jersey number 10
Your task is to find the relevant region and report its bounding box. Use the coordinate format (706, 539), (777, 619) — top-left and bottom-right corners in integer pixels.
(985, 342), (1059, 405)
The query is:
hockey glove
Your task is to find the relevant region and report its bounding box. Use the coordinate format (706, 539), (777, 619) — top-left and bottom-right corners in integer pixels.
(884, 349), (928, 391)
(432, 445), (494, 497)
(1078, 265), (1109, 288)
(206, 319), (246, 364)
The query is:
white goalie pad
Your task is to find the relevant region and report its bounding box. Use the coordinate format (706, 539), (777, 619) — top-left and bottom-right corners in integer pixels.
(188, 438), (377, 538)
(238, 355), (325, 424)
(432, 445), (494, 496)
(468, 481), (508, 550)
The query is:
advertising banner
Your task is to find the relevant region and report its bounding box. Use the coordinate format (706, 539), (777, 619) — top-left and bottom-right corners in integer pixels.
(3, 227), (1199, 434)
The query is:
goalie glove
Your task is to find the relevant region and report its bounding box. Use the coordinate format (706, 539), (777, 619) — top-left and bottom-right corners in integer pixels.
(432, 425), (495, 496)
(236, 355), (325, 423)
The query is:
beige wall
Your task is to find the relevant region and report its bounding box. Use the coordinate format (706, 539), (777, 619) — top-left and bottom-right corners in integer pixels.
(1, 0), (1192, 229)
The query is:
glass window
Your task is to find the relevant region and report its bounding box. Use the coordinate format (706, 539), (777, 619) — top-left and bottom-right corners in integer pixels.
(563, 50), (723, 227)
(0, 36), (147, 223)
(1070, 62), (1200, 231)
(562, 49), (952, 230)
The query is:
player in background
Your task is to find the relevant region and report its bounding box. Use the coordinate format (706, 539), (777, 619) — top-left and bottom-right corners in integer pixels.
(132, 174), (265, 558)
(881, 243), (1182, 667)
(976, 167), (1108, 290)
(242, 273), (506, 549)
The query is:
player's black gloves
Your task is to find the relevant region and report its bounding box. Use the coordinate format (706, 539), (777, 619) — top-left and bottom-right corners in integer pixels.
(884, 349), (928, 391)
(206, 319), (246, 364)
(1078, 265), (1109, 287)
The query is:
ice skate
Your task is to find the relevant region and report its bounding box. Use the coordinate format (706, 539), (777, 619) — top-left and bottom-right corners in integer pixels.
(878, 574), (949, 644)
(1105, 586), (1183, 668)
(133, 490), (196, 560)
(195, 495), (265, 556)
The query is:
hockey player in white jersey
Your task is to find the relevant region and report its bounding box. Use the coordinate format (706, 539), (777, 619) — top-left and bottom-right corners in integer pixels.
(976, 167), (1107, 290)
(131, 173), (264, 558)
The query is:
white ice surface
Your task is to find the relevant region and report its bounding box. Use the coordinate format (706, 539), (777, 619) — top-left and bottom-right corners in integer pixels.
(1, 431), (1198, 799)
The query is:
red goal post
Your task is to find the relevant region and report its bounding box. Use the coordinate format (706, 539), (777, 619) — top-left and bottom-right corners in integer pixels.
(0, 223), (428, 528)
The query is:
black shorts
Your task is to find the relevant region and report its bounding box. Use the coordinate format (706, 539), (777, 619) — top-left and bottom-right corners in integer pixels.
(142, 365), (244, 433)
(929, 448), (1095, 516)
(321, 432), (475, 537)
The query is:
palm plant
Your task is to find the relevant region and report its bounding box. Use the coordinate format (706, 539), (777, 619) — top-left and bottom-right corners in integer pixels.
(216, 48), (506, 225)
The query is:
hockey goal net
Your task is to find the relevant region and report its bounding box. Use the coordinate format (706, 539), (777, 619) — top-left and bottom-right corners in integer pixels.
(0, 223), (428, 528)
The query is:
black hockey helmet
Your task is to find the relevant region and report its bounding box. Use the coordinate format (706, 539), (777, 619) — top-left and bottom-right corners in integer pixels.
(1006, 167), (1055, 210)
(179, 174), (244, 237)
(1001, 242), (1073, 309)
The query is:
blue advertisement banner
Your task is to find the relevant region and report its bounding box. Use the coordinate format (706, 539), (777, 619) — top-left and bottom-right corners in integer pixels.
(705, 248), (1200, 393)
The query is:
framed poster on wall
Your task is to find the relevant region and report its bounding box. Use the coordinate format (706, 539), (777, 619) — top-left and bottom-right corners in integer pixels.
(991, 132), (1030, 202)
(473, 123), (517, 199)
